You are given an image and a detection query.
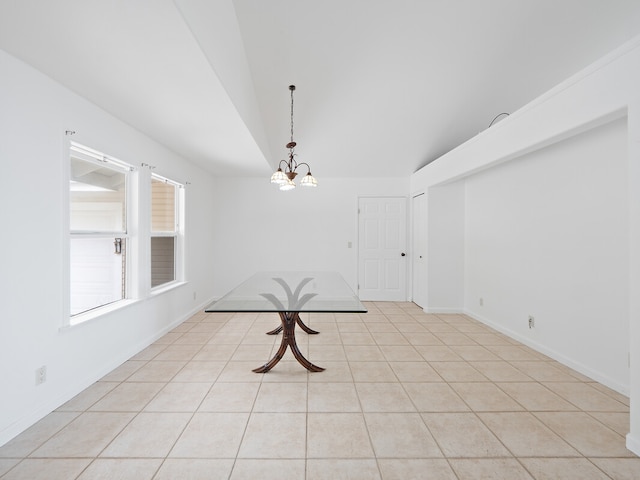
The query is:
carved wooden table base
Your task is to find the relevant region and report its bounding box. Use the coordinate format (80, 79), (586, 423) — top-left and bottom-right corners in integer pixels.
(253, 312), (324, 373)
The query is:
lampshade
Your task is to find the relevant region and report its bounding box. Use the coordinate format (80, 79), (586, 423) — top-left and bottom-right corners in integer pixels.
(279, 178), (296, 191)
(300, 172), (317, 187)
(270, 168), (287, 185)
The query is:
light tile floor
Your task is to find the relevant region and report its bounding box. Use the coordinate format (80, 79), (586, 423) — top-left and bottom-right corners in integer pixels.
(1, 302), (639, 479)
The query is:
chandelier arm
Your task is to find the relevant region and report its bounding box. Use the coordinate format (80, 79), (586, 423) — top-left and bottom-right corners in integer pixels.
(277, 159), (289, 170)
(282, 150), (296, 170)
(295, 162), (312, 174)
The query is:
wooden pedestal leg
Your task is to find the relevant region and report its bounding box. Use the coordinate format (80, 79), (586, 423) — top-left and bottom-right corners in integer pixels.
(253, 312), (324, 373)
(294, 313), (319, 334)
(265, 313), (319, 335)
(265, 325), (283, 335)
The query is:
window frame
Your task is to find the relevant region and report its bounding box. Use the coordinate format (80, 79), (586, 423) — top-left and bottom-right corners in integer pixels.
(62, 137), (187, 328)
(150, 173), (184, 291)
(64, 140), (135, 325)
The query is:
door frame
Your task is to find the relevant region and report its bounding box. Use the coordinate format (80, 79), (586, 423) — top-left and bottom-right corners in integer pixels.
(410, 191), (427, 309)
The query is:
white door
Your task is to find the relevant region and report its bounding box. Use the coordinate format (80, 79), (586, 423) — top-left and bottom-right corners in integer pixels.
(358, 197), (407, 301)
(412, 193), (427, 308)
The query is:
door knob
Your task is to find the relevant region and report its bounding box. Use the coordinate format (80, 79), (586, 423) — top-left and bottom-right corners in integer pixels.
(401, 252), (406, 256)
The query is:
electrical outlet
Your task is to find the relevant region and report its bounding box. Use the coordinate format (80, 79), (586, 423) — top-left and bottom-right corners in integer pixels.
(35, 366), (47, 385)
(479, 297), (484, 306)
(528, 316), (535, 329)
(193, 291), (197, 300)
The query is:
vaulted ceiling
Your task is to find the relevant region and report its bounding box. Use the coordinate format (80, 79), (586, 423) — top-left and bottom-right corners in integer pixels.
(2, 0), (640, 178)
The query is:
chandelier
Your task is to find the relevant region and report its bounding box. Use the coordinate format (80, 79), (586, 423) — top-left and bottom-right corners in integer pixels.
(270, 85), (317, 190)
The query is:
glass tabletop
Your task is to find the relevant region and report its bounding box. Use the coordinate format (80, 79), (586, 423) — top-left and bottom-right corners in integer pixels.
(204, 271), (367, 313)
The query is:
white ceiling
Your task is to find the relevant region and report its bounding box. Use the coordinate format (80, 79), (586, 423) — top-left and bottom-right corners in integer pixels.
(2, 0), (640, 178)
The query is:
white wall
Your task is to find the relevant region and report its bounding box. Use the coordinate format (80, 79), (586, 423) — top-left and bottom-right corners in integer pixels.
(464, 118), (628, 391)
(426, 183), (465, 312)
(0, 49), (218, 446)
(411, 35), (640, 455)
(209, 177), (410, 295)
(628, 98), (640, 456)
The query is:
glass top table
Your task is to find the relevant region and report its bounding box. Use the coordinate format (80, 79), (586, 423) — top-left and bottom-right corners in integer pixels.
(205, 271), (367, 373)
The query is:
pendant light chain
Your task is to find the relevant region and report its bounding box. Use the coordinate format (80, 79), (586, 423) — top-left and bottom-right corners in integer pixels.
(290, 86), (295, 144)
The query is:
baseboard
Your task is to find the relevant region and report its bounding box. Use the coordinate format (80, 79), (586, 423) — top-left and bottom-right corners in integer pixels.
(424, 306), (630, 396)
(463, 308), (629, 396)
(627, 433), (640, 456)
(0, 297), (217, 447)
(424, 307), (463, 314)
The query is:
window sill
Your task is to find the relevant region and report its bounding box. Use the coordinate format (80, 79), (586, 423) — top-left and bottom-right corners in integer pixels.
(151, 280), (188, 296)
(59, 282), (188, 332)
(61, 299), (140, 331)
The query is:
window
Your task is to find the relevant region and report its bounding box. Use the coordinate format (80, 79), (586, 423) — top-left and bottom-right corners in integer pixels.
(151, 174), (181, 288)
(69, 144), (131, 316)
(66, 141), (185, 323)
